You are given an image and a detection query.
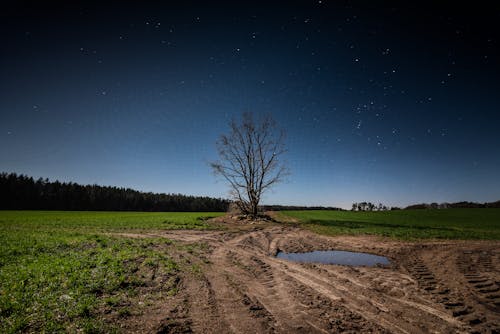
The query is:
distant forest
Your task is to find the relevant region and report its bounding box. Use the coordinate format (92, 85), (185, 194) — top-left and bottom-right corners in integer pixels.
(352, 200), (500, 211)
(404, 201), (500, 209)
(0, 173), (229, 212)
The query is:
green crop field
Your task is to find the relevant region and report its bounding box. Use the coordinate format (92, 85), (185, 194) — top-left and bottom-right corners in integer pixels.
(1, 209), (499, 332)
(280, 209), (500, 240)
(0, 211), (224, 333)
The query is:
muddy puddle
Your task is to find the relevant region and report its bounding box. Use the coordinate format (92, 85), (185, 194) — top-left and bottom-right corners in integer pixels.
(276, 249), (391, 266)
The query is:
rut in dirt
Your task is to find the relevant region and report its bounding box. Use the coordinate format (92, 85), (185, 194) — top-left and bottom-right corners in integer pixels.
(160, 226), (499, 334)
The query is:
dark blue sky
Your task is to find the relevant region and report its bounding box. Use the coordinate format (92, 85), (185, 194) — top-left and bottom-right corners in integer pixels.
(1, 1), (499, 208)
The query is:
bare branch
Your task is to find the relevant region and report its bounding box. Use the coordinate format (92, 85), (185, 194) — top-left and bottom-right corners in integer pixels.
(210, 113), (288, 218)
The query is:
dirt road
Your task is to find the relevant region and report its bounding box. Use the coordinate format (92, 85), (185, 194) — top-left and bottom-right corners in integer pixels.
(117, 218), (500, 333)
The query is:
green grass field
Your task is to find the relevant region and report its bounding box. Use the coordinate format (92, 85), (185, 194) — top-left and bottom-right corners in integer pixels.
(0, 211), (224, 333)
(281, 209), (500, 240)
(1, 209), (499, 332)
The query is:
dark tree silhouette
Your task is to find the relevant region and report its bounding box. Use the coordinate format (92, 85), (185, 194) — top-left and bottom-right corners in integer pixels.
(210, 113), (288, 218)
(351, 202), (389, 211)
(0, 172), (229, 212)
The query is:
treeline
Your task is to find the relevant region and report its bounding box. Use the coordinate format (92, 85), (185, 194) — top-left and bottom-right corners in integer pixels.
(405, 201), (500, 210)
(351, 202), (393, 211)
(261, 205), (343, 211)
(0, 172), (229, 212)
(351, 200), (500, 211)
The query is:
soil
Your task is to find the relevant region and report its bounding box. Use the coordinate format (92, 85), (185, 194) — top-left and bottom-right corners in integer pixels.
(114, 215), (500, 333)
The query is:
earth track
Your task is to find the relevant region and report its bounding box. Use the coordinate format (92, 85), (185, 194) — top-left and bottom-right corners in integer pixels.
(118, 222), (500, 333)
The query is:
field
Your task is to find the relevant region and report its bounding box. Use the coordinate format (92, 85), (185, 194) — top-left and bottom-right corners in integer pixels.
(280, 208), (500, 239)
(1, 210), (499, 333)
(0, 211), (223, 333)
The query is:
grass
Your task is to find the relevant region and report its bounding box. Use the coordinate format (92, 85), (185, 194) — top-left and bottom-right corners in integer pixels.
(0, 210), (224, 232)
(280, 209), (500, 240)
(0, 210), (224, 333)
(2, 208), (498, 332)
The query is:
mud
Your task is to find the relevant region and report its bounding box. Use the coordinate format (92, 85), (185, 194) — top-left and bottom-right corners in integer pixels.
(116, 217), (500, 333)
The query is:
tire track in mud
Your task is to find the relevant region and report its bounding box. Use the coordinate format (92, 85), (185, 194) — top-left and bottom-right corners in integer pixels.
(201, 228), (468, 333)
(183, 272), (229, 333)
(402, 245), (500, 334)
(281, 260), (463, 333)
(152, 225), (499, 333)
(212, 232), (381, 333)
(404, 255), (478, 328)
(220, 238), (312, 333)
(221, 241), (381, 333)
(456, 250), (500, 333)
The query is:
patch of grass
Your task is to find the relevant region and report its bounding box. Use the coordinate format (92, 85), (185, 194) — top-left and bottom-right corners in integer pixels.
(0, 211), (224, 333)
(0, 210), (224, 234)
(189, 263), (203, 277)
(280, 209), (500, 240)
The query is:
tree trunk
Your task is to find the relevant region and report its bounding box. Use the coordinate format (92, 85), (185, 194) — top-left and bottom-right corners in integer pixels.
(250, 201), (258, 218)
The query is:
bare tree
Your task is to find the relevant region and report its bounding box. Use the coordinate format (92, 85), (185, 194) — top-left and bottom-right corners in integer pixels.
(210, 113), (287, 218)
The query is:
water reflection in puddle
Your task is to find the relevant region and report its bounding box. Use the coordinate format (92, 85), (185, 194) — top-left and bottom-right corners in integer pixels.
(276, 250), (390, 267)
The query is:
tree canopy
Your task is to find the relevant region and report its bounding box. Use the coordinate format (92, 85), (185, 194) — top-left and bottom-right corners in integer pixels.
(211, 113), (288, 217)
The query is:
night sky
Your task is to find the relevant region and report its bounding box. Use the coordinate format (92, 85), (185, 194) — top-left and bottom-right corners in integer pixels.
(1, 1), (499, 209)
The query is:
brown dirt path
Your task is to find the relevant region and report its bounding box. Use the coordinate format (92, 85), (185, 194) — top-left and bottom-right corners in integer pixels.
(118, 217), (500, 333)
